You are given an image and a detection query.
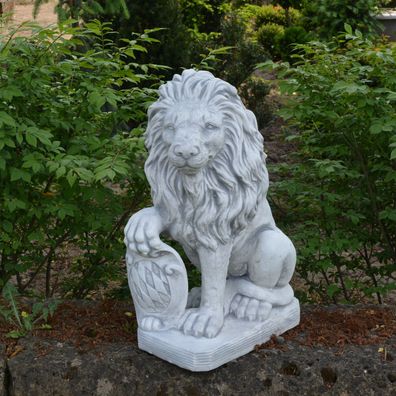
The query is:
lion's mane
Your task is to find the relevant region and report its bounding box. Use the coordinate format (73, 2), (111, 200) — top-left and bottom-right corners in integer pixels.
(144, 70), (269, 250)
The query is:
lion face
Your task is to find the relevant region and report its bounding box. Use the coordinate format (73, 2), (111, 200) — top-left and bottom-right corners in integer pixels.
(161, 103), (226, 175)
(144, 69), (269, 249)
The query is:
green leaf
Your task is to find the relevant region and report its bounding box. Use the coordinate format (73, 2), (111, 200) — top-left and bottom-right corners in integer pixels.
(31, 302), (44, 318)
(391, 149), (396, 160)
(34, 129), (53, 146)
(15, 131), (23, 144)
(55, 166), (66, 178)
(75, 168), (94, 182)
(0, 85), (23, 100)
(331, 81), (368, 94)
(10, 168), (31, 182)
(131, 44), (147, 53)
(66, 171), (77, 187)
(88, 91), (106, 110)
(387, 92), (396, 101)
(327, 284), (341, 298)
(344, 23), (352, 35)
(256, 60), (278, 71)
(6, 198), (26, 212)
(369, 123), (383, 134)
(95, 168), (116, 181)
(57, 204), (76, 219)
(25, 132), (37, 147)
(379, 209), (396, 221)
(0, 111), (16, 127)
(4, 138), (15, 148)
(3, 221), (13, 233)
(6, 330), (25, 339)
(22, 316), (33, 331)
(279, 80), (297, 95)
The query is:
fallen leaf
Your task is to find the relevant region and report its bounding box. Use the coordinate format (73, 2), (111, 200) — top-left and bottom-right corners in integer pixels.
(9, 345), (24, 358)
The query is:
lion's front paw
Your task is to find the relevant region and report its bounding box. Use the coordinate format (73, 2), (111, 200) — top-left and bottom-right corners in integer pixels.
(124, 207), (163, 257)
(178, 308), (224, 338)
(230, 295), (272, 322)
(141, 316), (164, 331)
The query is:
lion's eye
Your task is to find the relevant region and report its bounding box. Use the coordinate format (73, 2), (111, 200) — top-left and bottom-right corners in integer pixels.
(205, 123), (218, 130)
(165, 124), (175, 131)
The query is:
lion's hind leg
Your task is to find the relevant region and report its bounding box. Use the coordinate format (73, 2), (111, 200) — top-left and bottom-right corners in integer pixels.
(248, 228), (296, 290)
(225, 226), (296, 322)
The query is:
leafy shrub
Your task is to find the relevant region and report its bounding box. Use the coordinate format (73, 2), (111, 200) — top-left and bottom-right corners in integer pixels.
(98, 0), (195, 77)
(0, 21), (161, 297)
(179, 0), (230, 34)
(253, 4), (305, 61)
(256, 5), (287, 26)
(302, 0), (381, 39)
(275, 25), (312, 61)
(256, 4), (301, 27)
(0, 282), (58, 338)
(217, 10), (269, 87)
(262, 27), (396, 303)
(237, 4), (263, 23)
(34, 1), (194, 78)
(34, 0), (232, 79)
(238, 76), (272, 129)
(256, 22), (285, 52)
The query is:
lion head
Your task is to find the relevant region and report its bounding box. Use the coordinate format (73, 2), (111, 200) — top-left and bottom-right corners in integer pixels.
(144, 69), (269, 250)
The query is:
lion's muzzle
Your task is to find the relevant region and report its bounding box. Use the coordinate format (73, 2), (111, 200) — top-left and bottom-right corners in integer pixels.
(169, 141), (209, 173)
(173, 144), (201, 160)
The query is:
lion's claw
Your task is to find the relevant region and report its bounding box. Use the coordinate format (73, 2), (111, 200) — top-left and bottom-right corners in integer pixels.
(141, 316), (163, 331)
(179, 308), (224, 338)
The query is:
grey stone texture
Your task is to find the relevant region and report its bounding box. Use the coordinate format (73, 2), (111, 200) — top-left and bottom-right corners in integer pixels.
(3, 334), (396, 396)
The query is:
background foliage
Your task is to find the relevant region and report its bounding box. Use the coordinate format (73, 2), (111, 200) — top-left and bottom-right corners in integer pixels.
(0, 21), (161, 297)
(262, 26), (396, 303)
(302, 0), (381, 40)
(1, 0), (394, 310)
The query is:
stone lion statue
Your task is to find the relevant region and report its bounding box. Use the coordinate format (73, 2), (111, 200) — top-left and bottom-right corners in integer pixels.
(125, 69), (296, 338)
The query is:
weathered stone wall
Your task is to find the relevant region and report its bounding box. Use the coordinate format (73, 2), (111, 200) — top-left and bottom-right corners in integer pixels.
(1, 335), (395, 395)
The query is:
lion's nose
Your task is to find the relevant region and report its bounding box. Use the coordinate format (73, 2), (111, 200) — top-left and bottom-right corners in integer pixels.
(174, 144), (200, 159)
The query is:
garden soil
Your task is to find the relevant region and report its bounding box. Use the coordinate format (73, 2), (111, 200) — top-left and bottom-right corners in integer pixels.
(1, 301), (395, 357)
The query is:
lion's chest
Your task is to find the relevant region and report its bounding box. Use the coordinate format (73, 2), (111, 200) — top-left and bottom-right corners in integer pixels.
(168, 220), (195, 247)
(168, 222), (200, 267)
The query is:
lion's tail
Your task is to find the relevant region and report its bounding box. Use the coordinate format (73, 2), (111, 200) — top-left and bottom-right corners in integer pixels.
(224, 276), (294, 312)
(187, 276), (294, 312)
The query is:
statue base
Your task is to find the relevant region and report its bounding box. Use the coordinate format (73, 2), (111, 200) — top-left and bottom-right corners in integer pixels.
(137, 297), (300, 372)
